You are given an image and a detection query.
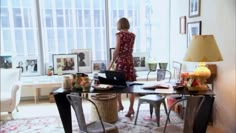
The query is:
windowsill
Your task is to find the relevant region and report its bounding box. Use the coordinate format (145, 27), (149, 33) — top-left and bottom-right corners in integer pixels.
(21, 71), (157, 84)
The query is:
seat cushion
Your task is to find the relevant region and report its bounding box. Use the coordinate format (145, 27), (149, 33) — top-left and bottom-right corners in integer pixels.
(139, 94), (164, 101)
(87, 121), (118, 133)
(0, 92), (12, 112)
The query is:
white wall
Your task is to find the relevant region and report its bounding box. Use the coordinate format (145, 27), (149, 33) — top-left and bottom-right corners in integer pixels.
(170, 0), (236, 132)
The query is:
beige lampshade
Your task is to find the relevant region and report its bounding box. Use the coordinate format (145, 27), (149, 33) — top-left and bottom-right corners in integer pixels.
(184, 35), (223, 62)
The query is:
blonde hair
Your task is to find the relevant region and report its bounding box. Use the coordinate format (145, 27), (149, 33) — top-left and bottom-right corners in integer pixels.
(117, 17), (130, 30)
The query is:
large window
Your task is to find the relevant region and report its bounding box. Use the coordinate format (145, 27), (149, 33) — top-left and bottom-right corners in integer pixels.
(1, 0), (170, 75)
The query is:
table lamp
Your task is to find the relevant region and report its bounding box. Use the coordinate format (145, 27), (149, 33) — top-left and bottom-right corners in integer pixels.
(183, 35), (223, 90)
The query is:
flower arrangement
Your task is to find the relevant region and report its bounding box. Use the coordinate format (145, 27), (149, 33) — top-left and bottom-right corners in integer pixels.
(72, 73), (91, 91)
(180, 72), (208, 91)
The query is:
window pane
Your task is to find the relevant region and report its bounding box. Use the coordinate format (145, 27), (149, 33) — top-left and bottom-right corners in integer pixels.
(41, 0), (107, 64)
(108, 0), (170, 62)
(77, 29), (83, 49)
(0, 0), (8, 7)
(13, 8), (22, 27)
(67, 29), (74, 51)
(0, 8), (10, 27)
(45, 9), (53, 27)
(2, 30), (12, 52)
(57, 29), (65, 53)
(15, 30), (24, 54)
(56, 9), (64, 27)
(84, 10), (91, 27)
(26, 30), (35, 54)
(23, 8), (32, 27)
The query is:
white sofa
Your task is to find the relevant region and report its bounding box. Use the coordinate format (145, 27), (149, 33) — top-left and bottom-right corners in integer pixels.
(0, 68), (22, 119)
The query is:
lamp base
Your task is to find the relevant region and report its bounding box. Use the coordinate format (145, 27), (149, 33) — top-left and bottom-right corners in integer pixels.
(188, 84), (208, 91)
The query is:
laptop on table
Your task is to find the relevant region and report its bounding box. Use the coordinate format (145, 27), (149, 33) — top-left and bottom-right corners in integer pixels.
(99, 71), (143, 88)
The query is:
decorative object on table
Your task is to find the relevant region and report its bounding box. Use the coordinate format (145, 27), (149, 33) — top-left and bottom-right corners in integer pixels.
(47, 66), (53, 76)
(0, 55), (12, 69)
(179, 16), (186, 34)
(62, 76), (72, 91)
(72, 73), (91, 91)
(71, 49), (92, 73)
(92, 60), (107, 73)
(13, 56), (41, 76)
(183, 35), (223, 90)
(133, 52), (148, 71)
(189, 0), (201, 18)
(187, 21), (201, 47)
(52, 54), (78, 75)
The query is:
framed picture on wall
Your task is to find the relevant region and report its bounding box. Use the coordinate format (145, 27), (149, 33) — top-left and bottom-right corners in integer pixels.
(52, 54), (78, 75)
(179, 16), (186, 34)
(187, 21), (202, 47)
(189, 0), (201, 18)
(71, 49), (92, 73)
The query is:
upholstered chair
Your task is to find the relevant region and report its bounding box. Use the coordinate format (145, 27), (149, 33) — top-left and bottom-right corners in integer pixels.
(0, 68), (22, 119)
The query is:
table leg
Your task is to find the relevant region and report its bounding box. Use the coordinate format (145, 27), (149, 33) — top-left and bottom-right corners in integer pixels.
(34, 88), (40, 104)
(54, 92), (72, 133)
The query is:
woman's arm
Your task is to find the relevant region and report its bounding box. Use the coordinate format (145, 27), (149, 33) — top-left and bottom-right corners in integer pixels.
(113, 34), (121, 60)
(108, 34), (121, 70)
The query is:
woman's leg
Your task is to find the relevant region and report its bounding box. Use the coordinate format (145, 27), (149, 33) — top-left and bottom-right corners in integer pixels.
(125, 94), (135, 117)
(117, 94), (124, 111)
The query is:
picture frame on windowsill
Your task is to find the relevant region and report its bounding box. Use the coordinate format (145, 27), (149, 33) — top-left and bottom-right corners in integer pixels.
(71, 49), (92, 73)
(13, 56), (41, 76)
(52, 54), (78, 75)
(92, 60), (107, 73)
(0, 55), (12, 69)
(133, 52), (148, 71)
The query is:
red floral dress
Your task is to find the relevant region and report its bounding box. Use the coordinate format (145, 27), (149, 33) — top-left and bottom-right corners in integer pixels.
(115, 31), (136, 81)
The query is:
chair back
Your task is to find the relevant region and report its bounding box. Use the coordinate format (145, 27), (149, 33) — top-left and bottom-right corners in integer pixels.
(172, 61), (182, 82)
(66, 93), (88, 132)
(66, 93), (106, 132)
(156, 69), (171, 82)
(0, 68), (21, 91)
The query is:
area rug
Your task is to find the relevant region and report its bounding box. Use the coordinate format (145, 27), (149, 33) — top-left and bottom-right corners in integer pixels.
(0, 110), (183, 133)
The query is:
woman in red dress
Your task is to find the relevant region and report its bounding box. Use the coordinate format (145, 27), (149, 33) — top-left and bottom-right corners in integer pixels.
(108, 17), (136, 117)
